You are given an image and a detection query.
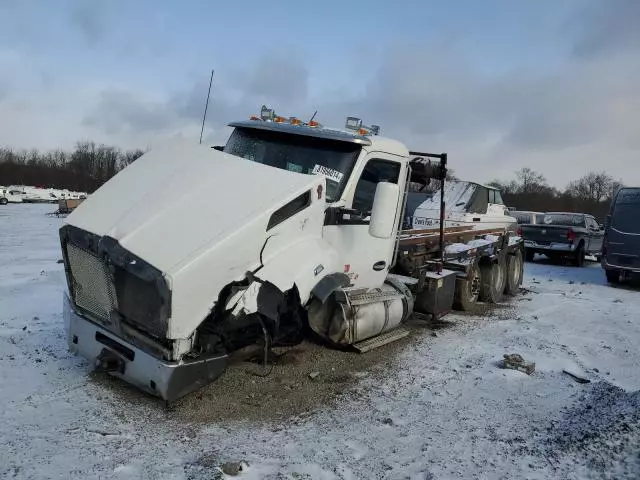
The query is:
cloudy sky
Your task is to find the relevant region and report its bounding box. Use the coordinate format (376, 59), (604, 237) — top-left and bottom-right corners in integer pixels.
(0, 0), (638, 187)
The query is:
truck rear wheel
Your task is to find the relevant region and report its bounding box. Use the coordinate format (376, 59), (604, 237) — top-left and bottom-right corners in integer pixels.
(453, 263), (481, 312)
(480, 257), (506, 303)
(504, 249), (524, 295)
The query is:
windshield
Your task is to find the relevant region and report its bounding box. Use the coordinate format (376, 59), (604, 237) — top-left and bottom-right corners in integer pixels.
(611, 188), (640, 234)
(224, 127), (361, 202)
(542, 214), (585, 227)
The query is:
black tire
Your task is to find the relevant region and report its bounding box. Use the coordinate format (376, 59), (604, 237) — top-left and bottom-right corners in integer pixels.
(480, 257), (506, 303)
(605, 269), (621, 284)
(573, 244), (585, 267)
(525, 249), (535, 262)
(0, 197), (7, 205)
(547, 253), (561, 264)
(453, 263), (481, 312)
(504, 249), (524, 295)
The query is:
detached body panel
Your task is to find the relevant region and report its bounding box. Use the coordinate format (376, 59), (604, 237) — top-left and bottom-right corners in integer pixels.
(60, 143), (328, 401)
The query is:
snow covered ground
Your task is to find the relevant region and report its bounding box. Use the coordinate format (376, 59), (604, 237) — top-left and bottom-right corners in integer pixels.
(1, 204), (640, 480)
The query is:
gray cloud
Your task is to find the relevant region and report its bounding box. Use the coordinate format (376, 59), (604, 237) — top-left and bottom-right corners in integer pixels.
(5, 2), (640, 187)
(242, 52), (309, 104)
(82, 52), (311, 144)
(572, 0), (640, 58)
(83, 90), (174, 135)
(80, 34), (640, 185)
(70, 3), (106, 46)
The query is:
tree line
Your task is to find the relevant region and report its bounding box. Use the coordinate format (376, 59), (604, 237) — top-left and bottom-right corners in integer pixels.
(0, 142), (145, 193)
(489, 168), (623, 222)
(0, 142), (624, 221)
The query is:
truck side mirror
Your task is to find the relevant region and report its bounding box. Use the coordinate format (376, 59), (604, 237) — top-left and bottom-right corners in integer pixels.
(369, 182), (400, 239)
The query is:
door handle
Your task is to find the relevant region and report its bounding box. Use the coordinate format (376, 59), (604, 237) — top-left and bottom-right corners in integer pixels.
(373, 261), (387, 271)
(472, 217), (481, 222)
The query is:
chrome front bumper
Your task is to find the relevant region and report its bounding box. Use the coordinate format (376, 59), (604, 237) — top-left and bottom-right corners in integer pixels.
(63, 294), (228, 403)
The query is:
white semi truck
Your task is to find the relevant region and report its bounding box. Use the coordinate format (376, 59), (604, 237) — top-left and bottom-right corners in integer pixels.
(60, 107), (523, 402)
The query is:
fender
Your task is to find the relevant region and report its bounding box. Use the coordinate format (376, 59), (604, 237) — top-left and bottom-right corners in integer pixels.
(228, 237), (342, 317)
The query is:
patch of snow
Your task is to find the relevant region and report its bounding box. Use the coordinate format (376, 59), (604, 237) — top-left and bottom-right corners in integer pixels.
(412, 181), (477, 213)
(1, 205), (640, 479)
(509, 235), (522, 246)
(445, 242), (474, 254)
(466, 238), (493, 248)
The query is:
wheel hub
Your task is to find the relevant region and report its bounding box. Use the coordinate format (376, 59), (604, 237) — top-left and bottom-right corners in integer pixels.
(513, 256), (522, 285)
(469, 268), (481, 300)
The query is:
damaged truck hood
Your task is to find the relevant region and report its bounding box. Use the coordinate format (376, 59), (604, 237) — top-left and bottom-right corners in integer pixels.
(65, 142), (324, 338)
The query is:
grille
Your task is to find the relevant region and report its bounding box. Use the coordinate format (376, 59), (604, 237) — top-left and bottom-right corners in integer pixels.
(66, 242), (118, 323)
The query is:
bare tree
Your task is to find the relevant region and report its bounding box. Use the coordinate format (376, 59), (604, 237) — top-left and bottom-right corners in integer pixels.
(567, 171), (614, 202)
(609, 180), (624, 200)
(488, 179), (519, 195)
(119, 149), (146, 169)
(515, 167), (548, 194)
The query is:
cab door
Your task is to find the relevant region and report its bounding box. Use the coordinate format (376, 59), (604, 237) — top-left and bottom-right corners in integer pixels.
(323, 155), (405, 289)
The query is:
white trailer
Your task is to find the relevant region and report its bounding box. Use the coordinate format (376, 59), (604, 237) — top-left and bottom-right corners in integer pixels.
(60, 107), (523, 402)
(1, 186), (26, 204)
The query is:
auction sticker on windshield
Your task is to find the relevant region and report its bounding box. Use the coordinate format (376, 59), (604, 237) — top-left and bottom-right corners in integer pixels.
(312, 164), (344, 183)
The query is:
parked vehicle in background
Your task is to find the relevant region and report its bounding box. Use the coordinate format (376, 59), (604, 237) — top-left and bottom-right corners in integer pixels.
(0, 186), (87, 204)
(520, 212), (603, 266)
(510, 210), (545, 225)
(602, 187), (640, 284)
(2, 186), (26, 203)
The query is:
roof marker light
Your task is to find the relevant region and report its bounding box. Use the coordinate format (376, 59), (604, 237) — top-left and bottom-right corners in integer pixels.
(345, 117), (362, 131)
(307, 120), (320, 127)
(290, 117), (301, 125)
(260, 105), (274, 121)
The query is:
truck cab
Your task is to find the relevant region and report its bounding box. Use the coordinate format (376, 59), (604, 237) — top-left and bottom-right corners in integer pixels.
(223, 112), (413, 289)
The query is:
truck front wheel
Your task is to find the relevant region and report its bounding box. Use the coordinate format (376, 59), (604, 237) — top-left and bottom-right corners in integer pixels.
(453, 263), (481, 312)
(480, 257), (506, 303)
(0, 197), (7, 205)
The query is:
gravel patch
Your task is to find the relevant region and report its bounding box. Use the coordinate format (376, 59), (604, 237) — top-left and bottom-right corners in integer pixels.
(89, 333), (424, 424)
